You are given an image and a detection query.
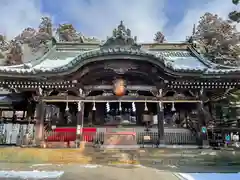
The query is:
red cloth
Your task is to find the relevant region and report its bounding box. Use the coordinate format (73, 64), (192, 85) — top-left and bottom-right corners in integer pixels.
(46, 127), (97, 142)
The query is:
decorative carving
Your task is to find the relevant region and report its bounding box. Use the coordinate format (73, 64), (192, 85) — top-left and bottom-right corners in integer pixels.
(101, 21), (141, 49)
(39, 87), (43, 96)
(42, 90), (49, 97)
(32, 95), (40, 102)
(104, 62), (138, 74)
(84, 90), (92, 97)
(78, 88), (86, 97)
(191, 12), (240, 66)
(79, 88), (83, 96)
(150, 90), (158, 97)
(154, 31), (166, 43)
(158, 89), (163, 97)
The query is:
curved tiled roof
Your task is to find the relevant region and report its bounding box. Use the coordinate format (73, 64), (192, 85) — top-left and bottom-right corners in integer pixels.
(0, 44), (239, 77)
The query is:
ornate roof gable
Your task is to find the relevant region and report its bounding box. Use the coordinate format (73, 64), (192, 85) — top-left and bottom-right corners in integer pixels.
(100, 21), (141, 50)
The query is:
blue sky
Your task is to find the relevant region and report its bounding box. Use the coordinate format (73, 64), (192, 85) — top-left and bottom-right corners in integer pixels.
(0, 0), (239, 42)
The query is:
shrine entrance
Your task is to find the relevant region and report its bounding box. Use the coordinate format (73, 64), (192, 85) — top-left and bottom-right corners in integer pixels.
(83, 101), (158, 127)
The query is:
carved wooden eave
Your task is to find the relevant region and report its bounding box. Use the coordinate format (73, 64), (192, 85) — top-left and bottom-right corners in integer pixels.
(103, 61), (138, 74)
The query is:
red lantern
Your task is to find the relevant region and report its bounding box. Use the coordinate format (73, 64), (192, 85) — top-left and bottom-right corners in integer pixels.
(114, 79), (126, 96)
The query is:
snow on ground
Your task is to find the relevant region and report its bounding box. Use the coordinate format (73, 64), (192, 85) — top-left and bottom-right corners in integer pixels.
(0, 170), (64, 179)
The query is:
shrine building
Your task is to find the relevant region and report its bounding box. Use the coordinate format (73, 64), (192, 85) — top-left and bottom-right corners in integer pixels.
(0, 21), (239, 146)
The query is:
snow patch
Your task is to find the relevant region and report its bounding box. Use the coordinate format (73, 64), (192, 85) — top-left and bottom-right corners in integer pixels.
(0, 170), (64, 179)
(79, 164), (102, 168)
(30, 164), (53, 167)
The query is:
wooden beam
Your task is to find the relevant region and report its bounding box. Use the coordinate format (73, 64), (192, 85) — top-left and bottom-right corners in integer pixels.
(84, 85), (157, 91)
(42, 93), (200, 103)
(42, 99), (201, 103)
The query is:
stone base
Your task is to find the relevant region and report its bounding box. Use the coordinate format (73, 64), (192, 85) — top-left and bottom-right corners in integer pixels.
(45, 142), (68, 148)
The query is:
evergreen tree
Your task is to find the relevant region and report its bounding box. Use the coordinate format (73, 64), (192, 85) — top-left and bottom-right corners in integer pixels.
(229, 0), (240, 22)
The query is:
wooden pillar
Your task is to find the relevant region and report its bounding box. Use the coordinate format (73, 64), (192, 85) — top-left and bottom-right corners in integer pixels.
(157, 102), (165, 144)
(76, 101), (84, 146)
(197, 102), (204, 147)
(197, 88), (208, 147)
(35, 101), (45, 146)
(136, 102), (144, 125)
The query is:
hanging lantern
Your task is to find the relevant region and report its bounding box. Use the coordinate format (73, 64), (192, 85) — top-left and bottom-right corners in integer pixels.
(92, 101), (96, 111)
(132, 102), (136, 112)
(144, 101), (148, 111)
(171, 102), (176, 112)
(113, 79), (126, 96)
(106, 102), (110, 112)
(119, 101), (122, 111)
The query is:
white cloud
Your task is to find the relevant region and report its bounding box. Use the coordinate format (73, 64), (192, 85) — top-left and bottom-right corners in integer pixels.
(58, 0), (167, 43)
(54, 0), (240, 42)
(0, 0), (239, 42)
(0, 0), (46, 40)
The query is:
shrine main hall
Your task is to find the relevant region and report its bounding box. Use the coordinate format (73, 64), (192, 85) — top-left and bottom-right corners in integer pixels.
(0, 21), (239, 146)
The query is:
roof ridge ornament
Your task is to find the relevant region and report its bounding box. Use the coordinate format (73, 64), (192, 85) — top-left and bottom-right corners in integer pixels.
(100, 21), (141, 49)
